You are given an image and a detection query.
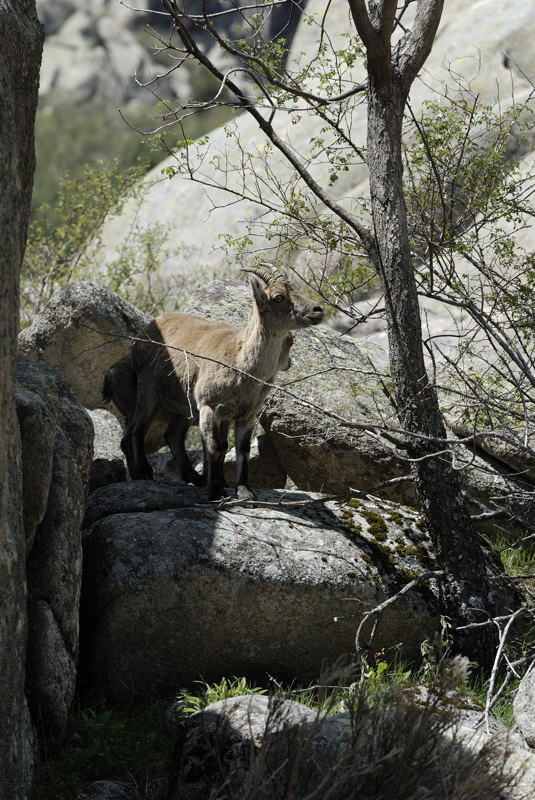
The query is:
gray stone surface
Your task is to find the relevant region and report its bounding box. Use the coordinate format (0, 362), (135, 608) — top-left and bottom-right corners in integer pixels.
(79, 780), (139, 800)
(26, 599), (77, 738)
(446, 415), (535, 484)
(170, 692), (535, 800)
(18, 282), (150, 409)
(89, 407), (125, 476)
(81, 484), (439, 703)
(15, 379), (55, 553)
(169, 695), (322, 800)
(37, 0), (186, 107)
(513, 667), (535, 748)
(17, 357), (94, 744)
(87, 0), (535, 278)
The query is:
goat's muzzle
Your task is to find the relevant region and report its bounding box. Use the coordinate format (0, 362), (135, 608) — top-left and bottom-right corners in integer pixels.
(306, 305), (324, 325)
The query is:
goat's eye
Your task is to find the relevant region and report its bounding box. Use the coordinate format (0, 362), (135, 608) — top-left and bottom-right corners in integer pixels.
(273, 294), (284, 303)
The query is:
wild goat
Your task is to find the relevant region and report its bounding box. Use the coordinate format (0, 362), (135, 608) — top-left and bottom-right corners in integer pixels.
(103, 268), (324, 500)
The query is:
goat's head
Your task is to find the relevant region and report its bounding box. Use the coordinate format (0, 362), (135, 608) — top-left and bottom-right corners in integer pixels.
(242, 265), (324, 331)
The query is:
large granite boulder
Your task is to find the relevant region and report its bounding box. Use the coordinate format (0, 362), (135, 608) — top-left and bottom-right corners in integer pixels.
(86, 0), (535, 278)
(16, 357), (94, 744)
(18, 282), (150, 409)
(169, 695), (323, 800)
(81, 483), (440, 704)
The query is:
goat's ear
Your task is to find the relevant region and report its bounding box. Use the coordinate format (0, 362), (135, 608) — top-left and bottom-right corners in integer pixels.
(249, 274), (269, 309)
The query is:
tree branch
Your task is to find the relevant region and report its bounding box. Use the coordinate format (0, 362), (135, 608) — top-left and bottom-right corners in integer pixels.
(396, 0), (444, 91)
(347, 0), (393, 85)
(161, 0), (377, 255)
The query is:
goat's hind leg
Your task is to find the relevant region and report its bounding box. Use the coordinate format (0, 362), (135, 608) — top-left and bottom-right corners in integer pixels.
(165, 415), (205, 486)
(121, 382), (158, 480)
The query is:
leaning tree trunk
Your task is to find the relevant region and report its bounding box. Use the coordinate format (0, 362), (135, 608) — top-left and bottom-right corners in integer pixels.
(350, 0), (521, 665)
(160, 0), (521, 666)
(0, 1), (43, 797)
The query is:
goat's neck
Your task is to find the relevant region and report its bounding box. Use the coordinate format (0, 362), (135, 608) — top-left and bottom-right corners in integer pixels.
(238, 308), (286, 378)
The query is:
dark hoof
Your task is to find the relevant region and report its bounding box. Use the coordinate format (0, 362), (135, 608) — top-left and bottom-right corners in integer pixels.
(133, 467), (154, 481)
(208, 485), (226, 501)
(183, 469), (206, 487)
(236, 485), (256, 501)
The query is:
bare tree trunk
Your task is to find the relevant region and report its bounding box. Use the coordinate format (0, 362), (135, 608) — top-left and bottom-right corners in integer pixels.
(350, 0), (520, 664)
(0, 1), (43, 796)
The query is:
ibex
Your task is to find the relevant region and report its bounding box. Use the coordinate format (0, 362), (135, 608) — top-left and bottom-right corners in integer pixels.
(103, 268), (324, 500)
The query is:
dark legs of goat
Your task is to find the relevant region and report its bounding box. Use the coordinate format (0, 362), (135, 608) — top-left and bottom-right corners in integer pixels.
(200, 407), (230, 500)
(121, 383), (158, 480)
(165, 416), (205, 486)
(121, 424), (154, 480)
(235, 418), (255, 501)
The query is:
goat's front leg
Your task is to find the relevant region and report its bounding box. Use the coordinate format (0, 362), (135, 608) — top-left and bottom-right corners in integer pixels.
(199, 406), (228, 500)
(234, 417), (256, 501)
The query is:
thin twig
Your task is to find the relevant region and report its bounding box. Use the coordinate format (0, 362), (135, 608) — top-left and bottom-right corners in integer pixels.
(353, 570), (445, 659)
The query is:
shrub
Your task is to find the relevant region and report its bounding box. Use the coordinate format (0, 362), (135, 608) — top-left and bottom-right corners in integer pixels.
(21, 157), (214, 326)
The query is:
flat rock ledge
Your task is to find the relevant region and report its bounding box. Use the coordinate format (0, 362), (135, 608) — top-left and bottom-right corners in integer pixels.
(81, 484), (440, 704)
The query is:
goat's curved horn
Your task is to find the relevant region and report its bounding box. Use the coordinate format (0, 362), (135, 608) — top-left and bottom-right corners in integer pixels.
(242, 263), (287, 284)
(261, 262), (289, 282)
(259, 262), (288, 282)
(241, 267), (275, 284)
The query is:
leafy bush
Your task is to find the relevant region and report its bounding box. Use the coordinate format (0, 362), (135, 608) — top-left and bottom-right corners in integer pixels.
(175, 676), (268, 716)
(22, 157), (219, 327)
(33, 102), (156, 218)
(33, 95), (233, 218)
(23, 158), (165, 325)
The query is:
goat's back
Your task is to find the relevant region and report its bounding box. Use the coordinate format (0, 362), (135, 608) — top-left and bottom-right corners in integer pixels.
(148, 312), (239, 352)
(131, 312), (241, 414)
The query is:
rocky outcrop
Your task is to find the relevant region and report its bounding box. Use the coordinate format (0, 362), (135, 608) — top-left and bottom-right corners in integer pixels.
(18, 281), (150, 409)
(169, 693), (535, 800)
(37, 0), (186, 107)
(37, 0), (304, 109)
(81, 483), (439, 704)
(17, 357), (94, 745)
